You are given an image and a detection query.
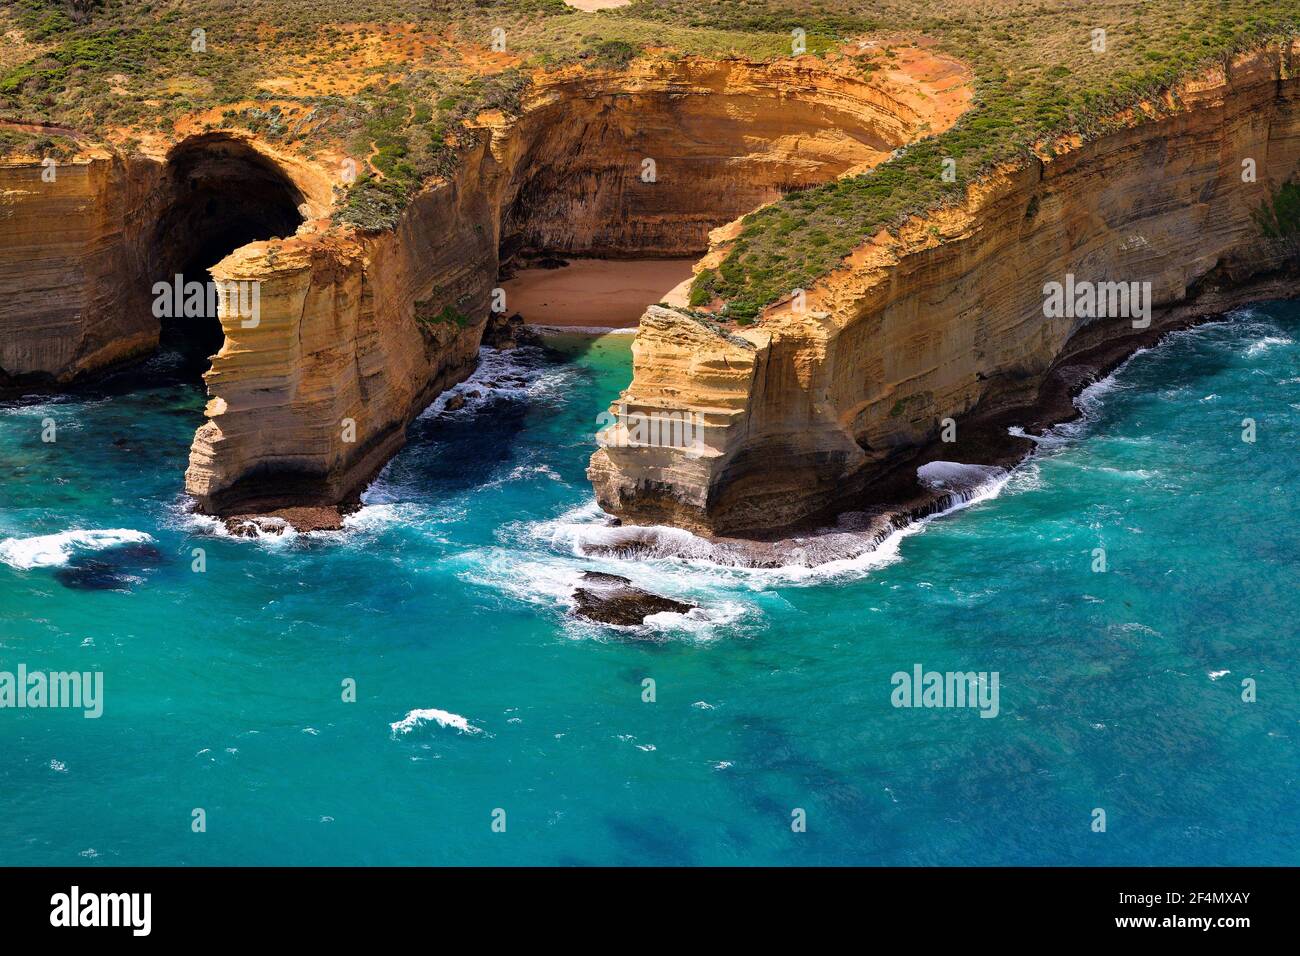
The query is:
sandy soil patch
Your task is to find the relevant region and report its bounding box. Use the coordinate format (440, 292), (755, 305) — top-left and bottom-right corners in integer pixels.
(840, 38), (975, 136)
(0, 23), (48, 71)
(562, 0), (633, 10)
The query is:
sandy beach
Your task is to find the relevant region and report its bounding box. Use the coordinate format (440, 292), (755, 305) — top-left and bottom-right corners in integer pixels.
(500, 258), (697, 329)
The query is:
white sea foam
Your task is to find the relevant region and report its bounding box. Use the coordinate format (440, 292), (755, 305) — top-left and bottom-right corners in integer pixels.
(164, 474), (452, 550)
(341, 501), (440, 533)
(456, 544), (750, 639)
(517, 460), (1011, 589)
(416, 346), (572, 420)
(0, 528), (154, 570)
(390, 708), (484, 737)
(481, 461), (566, 490)
(0, 395), (102, 418)
(1007, 346), (1148, 454)
(917, 461), (1005, 492)
(161, 495), (229, 538)
(167, 498), (312, 550)
(225, 518), (304, 548)
(1007, 308), (1292, 460)
(1245, 335), (1293, 356)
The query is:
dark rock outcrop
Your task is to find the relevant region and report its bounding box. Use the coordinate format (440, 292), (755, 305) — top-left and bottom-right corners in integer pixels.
(481, 312), (542, 351)
(54, 543), (165, 591)
(571, 571), (695, 627)
(223, 505), (348, 536)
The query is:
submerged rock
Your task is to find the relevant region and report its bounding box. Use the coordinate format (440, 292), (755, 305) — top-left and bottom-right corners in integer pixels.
(223, 506), (347, 537)
(571, 571), (695, 627)
(54, 543), (165, 591)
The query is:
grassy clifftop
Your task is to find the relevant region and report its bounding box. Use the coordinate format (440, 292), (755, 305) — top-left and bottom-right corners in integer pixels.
(661, 0), (1299, 320)
(3, 0), (1296, 318)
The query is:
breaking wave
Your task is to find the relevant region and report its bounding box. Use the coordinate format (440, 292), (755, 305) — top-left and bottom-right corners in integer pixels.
(519, 458), (1012, 585)
(0, 529), (155, 570)
(456, 545), (751, 640)
(390, 708), (485, 737)
(416, 346), (572, 420)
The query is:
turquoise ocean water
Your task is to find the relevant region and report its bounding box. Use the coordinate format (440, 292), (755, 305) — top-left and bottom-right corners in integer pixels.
(1, 303), (1297, 866)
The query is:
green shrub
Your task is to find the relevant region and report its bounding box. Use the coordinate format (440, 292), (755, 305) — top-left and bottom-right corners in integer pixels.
(1253, 181), (1300, 238)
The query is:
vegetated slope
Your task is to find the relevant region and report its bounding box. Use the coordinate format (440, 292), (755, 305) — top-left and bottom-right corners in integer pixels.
(2, 0), (1296, 317)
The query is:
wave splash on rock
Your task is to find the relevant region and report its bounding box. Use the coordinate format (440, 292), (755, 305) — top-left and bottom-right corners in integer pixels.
(535, 460), (1011, 577)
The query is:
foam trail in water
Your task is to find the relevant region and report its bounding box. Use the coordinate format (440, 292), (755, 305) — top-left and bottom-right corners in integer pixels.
(416, 346), (572, 421)
(1245, 335), (1294, 356)
(1009, 306), (1291, 455)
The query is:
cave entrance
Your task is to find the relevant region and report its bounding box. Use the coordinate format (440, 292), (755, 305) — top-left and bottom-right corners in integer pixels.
(151, 134), (305, 377)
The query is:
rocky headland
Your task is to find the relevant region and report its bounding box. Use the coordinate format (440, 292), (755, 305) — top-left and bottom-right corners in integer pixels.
(589, 46), (1300, 547)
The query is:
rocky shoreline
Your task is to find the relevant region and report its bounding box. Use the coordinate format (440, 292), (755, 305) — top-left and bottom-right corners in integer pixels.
(1, 51), (964, 525)
(578, 271), (1300, 567)
(590, 49), (1300, 540)
(221, 505), (355, 537)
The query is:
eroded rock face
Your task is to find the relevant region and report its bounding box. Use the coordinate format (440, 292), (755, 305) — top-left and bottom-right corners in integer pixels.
(0, 52), (965, 514)
(499, 56), (966, 257)
(0, 147), (162, 387)
(222, 506), (350, 537)
(481, 312), (541, 350)
(182, 54), (961, 516)
(182, 218), (491, 514)
(590, 46), (1300, 537)
(0, 130), (325, 392)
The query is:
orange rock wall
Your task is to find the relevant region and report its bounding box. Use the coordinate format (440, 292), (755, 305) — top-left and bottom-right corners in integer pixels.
(590, 47), (1300, 535)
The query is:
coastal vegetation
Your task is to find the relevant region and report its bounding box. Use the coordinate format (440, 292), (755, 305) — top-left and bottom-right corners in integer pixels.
(670, 0), (1299, 318)
(2, 0), (1297, 306)
(1254, 181), (1300, 240)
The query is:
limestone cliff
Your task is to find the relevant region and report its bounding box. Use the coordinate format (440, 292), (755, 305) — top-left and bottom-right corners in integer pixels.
(0, 145), (160, 385)
(182, 52), (964, 514)
(590, 46), (1300, 536)
(498, 56), (963, 257)
(184, 161), (495, 512)
(0, 129), (327, 393)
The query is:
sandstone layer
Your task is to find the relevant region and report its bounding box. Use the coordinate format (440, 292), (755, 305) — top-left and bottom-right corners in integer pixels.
(1, 49), (967, 516)
(0, 129), (326, 391)
(590, 46), (1300, 537)
(182, 52), (967, 514)
(0, 142), (159, 386)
